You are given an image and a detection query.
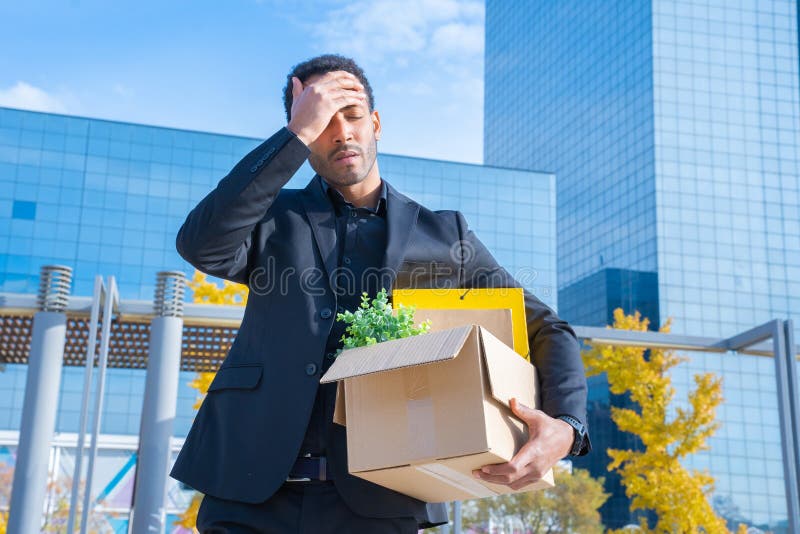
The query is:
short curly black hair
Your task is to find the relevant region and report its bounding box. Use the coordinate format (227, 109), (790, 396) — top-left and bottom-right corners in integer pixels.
(283, 54), (375, 122)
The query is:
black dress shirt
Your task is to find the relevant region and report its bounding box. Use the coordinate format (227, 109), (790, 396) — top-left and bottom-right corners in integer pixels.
(298, 178), (388, 457)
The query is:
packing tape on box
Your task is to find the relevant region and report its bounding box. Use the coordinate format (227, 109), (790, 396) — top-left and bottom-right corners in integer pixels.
(415, 463), (499, 499)
(405, 367), (436, 459)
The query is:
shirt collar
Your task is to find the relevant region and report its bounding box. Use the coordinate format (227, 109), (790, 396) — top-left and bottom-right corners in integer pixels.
(321, 178), (388, 216)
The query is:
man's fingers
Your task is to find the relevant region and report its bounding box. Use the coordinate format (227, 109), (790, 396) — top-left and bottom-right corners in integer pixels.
(315, 71), (364, 92)
(475, 436), (543, 479)
(472, 470), (522, 486)
(510, 397), (540, 422)
(472, 465), (545, 487)
(339, 77), (365, 92)
(291, 76), (303, 100)
(509, 474), (543, 491)
(472, 454), (549, 487)
(330, 92), (368, 110)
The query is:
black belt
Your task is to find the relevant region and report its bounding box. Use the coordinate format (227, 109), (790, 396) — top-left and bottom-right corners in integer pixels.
(287, 456), (329, 482)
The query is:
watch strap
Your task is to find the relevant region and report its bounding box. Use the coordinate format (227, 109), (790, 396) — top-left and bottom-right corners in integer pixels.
(556, 414), (586, 457)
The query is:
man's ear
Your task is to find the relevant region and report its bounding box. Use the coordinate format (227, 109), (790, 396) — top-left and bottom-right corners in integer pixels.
(371, 110), (381, 141)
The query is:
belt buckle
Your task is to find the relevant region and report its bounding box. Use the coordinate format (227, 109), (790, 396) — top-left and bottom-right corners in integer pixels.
(285, 454), (327, 482)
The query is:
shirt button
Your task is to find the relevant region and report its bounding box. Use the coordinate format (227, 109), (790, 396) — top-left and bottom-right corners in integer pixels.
(320, 308), (332, 319)
(305, 363), (318, 376)
(343, 257), (351, 265)
(326, 352), (335, 361)
(350, 210), (357, 218)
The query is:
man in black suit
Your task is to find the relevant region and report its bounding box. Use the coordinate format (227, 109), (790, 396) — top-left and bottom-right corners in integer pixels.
(171, 54), (590, 533)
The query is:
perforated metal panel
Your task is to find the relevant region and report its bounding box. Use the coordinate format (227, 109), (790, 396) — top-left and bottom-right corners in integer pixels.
(0, 314), (236, 372)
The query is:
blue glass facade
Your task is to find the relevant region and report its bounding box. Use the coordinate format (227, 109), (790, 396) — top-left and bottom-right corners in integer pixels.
(0, 106), (557, 529)
(0, 106), (556, 308)
(485, 0), (799, 530)
(0, 106), (557, 437)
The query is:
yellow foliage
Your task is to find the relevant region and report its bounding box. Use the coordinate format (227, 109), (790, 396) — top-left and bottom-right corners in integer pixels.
(185, 270), (248, 408)
(583, 308), (727, 534)
(187, 270), (249, 306)
(175, 270), (248, 530)
(188, 372), (216, 409)
(173, 493), (202, 532)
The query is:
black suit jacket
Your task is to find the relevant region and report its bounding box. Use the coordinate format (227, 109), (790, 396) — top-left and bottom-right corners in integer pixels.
(170, 127), (589, 526)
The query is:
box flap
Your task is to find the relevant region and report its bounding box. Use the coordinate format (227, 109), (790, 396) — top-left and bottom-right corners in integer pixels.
(479, 326), (538, 411)
(332, 381), (346, 426)
(320, 324), (474, 383)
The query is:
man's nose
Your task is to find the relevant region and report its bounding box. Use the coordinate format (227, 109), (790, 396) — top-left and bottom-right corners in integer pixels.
(330, 116), (353, 143)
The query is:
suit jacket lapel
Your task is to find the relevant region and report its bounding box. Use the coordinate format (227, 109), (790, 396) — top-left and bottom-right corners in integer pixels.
(382, 181), (420, 293)
(300, 175), (338, 288)
(300, 175), (420, 293)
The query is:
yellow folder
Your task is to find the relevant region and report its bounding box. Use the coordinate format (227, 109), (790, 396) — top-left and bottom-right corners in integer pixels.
(392, 288), (530, 361)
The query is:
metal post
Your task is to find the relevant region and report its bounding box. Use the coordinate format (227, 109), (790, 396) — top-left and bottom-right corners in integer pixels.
(783, 320), (800, 476)
(130, 272), (186, 533)
(67, 276), (104, 534)
(439, 502), (451, 534)
(7, 266), (72, 534)
(453, 500), (462, 534)
(775, 320), (800, 531)
(80, 276), (118, 534)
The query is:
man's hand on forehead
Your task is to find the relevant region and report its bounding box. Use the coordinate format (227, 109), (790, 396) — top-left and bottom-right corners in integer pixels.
(302, 70), (365, 93)
(287, 71), (368, 146)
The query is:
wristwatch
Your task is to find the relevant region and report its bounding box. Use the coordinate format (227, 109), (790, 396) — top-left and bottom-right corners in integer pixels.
(556, 414), (587, 457)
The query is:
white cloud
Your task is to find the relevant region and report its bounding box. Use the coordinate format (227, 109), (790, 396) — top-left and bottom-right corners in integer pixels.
(312, 0), (484, 63)
(301, 0), (486, 163)
(430, 22), (483, 57)
(0, 81), (69, 113)
(386, 80), (434, 96)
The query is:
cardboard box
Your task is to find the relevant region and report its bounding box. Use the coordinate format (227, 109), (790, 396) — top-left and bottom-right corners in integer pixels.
(320, 308), (555, 502)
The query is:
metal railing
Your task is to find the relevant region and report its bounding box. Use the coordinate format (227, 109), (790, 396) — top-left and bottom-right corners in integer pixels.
(66, 275), (119, 534)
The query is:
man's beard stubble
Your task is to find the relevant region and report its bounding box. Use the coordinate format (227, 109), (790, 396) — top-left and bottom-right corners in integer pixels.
(308, 136), (378, 186)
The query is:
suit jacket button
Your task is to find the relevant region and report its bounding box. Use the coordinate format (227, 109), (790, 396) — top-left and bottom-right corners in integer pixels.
(320, 308), (332, 319)
(305, 363), (318, 376)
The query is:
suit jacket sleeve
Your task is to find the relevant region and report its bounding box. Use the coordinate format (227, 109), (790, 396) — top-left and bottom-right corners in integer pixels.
(454, 211), (590, 454)
(175, 127), (310, 284)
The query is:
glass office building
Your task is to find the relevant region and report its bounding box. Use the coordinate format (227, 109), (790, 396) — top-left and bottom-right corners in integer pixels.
(485, 0), (799, 530)
(0, 105), (557, 530)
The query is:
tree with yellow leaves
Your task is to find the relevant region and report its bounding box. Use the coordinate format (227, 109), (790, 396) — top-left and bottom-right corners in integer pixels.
(582, 308), (727, 533)
(187, 270), (249, 306)
(174, 270), (249, 531)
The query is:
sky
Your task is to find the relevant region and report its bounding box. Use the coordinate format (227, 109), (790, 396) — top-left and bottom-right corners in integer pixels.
(0, 0), (485, 163)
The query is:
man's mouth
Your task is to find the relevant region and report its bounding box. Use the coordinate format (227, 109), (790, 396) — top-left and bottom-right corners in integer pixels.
(334, 150), (359, 164)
